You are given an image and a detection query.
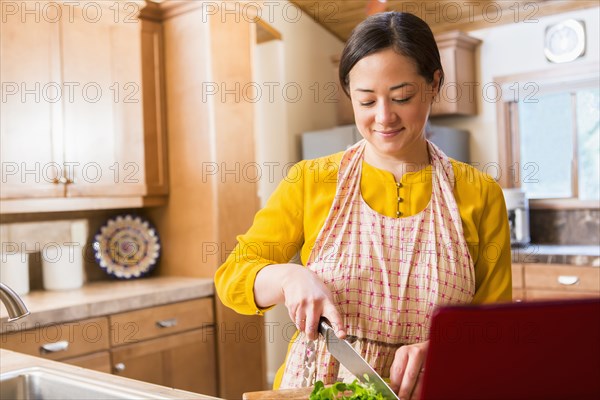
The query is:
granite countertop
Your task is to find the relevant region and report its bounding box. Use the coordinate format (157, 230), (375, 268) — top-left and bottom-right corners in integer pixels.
(0, 276), (214, 333)
(511, 244), (600, 266)
(0, 349), (220, 399)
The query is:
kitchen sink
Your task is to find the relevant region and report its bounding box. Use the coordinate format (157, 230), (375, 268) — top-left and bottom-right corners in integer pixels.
(0, 367), (169, 399)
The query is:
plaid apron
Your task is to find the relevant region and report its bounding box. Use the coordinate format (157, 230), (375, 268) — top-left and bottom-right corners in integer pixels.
(280, 139), (475, 387)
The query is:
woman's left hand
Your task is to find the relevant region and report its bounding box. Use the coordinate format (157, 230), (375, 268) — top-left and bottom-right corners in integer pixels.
(389, 341), (429, 400)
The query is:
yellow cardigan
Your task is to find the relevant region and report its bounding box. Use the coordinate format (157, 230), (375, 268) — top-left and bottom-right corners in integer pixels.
(215, 152), (512, 316)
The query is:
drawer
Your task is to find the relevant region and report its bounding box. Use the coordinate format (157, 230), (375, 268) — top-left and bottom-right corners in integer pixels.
(0, 317), (109, 361)
(512, 264), (524, 289)
(526, 289), (600, 301)
(524, 263), (600, 293)
(110, 297), (214, 346)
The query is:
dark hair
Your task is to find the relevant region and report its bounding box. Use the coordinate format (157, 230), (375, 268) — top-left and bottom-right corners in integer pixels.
(339, 12), (444, 97)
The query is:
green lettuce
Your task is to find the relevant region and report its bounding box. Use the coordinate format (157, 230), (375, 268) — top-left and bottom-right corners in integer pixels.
(309, 379), (387, 400)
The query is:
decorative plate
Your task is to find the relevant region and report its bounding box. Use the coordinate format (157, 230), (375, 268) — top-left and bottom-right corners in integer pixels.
(93, 214), (160, 279)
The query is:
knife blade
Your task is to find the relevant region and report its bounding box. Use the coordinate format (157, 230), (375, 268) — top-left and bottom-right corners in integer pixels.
(318, 319), (400, 400)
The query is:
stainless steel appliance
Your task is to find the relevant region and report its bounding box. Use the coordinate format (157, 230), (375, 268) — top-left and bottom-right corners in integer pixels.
(301, 123), (470, 163)
(502, 188), (531, 247)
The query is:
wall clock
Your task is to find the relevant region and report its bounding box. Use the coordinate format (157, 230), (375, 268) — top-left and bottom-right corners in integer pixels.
(544, 19), (586, 63)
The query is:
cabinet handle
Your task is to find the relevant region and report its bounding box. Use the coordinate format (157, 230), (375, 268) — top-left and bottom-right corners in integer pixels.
(52, 176), (74, 184)
(52, 177), (68, 184)
(114, 363), (126, 372)
(40, 340), (69, 354)
(156, 318), (178, 328)
(557, 275), (580, 286)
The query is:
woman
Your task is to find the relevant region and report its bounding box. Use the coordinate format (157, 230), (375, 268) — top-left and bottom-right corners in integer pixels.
(215, 11), (511, 399)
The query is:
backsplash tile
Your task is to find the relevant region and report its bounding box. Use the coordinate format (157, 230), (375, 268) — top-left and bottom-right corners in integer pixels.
(530, 209), (600, 245)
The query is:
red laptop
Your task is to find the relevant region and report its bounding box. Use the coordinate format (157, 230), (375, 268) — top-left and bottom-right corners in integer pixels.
(420, 298), (600, 400)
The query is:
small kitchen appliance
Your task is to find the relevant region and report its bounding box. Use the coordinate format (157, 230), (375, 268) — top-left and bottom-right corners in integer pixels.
(502, 188), (531, 247)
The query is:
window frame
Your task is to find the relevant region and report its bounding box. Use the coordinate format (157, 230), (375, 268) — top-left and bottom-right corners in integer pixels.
(495, 62), (599, 210)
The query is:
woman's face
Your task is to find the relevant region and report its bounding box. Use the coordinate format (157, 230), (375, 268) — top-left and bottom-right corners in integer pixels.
(348, 48), (440, 160)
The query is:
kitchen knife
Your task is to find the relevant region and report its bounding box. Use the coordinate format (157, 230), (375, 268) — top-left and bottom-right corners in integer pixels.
(318, 319), (400, 400)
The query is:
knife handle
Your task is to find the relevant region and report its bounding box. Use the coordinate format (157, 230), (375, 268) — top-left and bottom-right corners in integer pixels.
(318, 317), (333, 337)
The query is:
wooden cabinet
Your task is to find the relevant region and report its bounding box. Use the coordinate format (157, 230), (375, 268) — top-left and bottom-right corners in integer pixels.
(63, 351), (112, 373)
(109, 298), (217, 396)
(330, 31), (481, 125)
(511, 264), (525, 302)
(111, 327), (217, 395)
(0, 4), (64, 200)
(60, 1), (145, 198)
(513, 263), (600, 301)
(430, 31), (481, 117)
(0, 297), (217, 393)
(139, 14), (169, 197)
(0, 1), (168, 213)
(0, 317), (111, 373)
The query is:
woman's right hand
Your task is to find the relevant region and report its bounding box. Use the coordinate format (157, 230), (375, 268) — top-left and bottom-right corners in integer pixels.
(254, 264), (345, 341)
(281, 266), (346, 341)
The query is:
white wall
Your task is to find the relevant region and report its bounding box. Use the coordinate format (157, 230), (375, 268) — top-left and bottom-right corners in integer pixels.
(253, 40), (288, 205)
(265, 1), (345, 162)
(431, 7), (600, 166)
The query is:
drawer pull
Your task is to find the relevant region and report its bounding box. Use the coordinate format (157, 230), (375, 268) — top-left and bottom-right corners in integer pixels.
(114, 363), (126, 372)
(156, 318), (178, 328)
(558, 275), (580, 286)
(40, 340), (69, 354)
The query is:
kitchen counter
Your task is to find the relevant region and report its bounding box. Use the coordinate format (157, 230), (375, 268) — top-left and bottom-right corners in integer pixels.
(511, 244), (600, 266)
(0, 349), (220, 399)
(0, 276), (214, 333)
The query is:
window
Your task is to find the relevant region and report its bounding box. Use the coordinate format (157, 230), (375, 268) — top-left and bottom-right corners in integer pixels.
(496, 64), (599, 208)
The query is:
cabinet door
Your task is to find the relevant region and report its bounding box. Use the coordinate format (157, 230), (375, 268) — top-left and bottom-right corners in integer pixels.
(0, 5), (64, 199)
(111, 328), (218, 396)
(60, 2), (145, 197)
(63, 351), (112, 373)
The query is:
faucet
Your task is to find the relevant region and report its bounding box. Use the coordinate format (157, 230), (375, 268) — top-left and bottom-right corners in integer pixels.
(0, 282), (30, 321)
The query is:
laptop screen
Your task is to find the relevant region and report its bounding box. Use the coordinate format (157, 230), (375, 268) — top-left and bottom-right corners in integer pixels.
(420, 298), (600, 400)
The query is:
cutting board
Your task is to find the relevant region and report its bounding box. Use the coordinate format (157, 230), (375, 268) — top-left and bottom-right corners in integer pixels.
(242, 387), (314, 399)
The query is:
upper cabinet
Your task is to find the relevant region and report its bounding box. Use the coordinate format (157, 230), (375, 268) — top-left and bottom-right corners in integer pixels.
(430, 31), (482, 117)
(60, 1), (145, 198)
(331, 30), (481, 125)
(1, 5), (64, 200)
(0, 0), (168, 213)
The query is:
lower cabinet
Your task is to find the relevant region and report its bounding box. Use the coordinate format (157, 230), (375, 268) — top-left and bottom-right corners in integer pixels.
(111, 328), (217, 394)
(108, 297), (217, 396)
(64, 351), (112, 373)
(511, 264), (525, 302)
(1, 297), (217, 396)
(513, 263), (600, 301)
